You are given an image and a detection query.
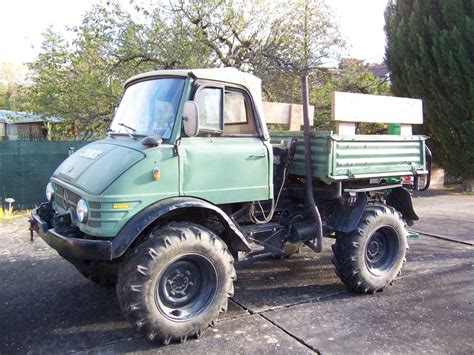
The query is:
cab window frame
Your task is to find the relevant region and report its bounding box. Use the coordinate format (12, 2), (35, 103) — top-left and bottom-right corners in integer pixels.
(224, 89), (249, 126)
(191, 80), (263, 138)
(192, 84), (225, 135)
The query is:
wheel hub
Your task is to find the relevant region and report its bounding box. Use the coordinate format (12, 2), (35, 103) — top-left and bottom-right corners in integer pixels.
(365, 227), (399, 276)
(167, 269), (194, 296)
(367, 237), (386, 263)
(155, 254), (218, 321)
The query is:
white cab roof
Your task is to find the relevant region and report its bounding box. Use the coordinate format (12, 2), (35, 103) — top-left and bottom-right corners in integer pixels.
(125, 67), (257, 89)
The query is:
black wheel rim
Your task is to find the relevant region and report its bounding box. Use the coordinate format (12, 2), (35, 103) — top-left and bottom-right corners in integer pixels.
(365, 226), (399, 276)
(155, 254), (218, 321)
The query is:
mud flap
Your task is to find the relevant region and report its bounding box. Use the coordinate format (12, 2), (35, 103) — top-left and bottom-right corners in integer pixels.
(386, 187), (419, 221)
(327, 193), (368, 233)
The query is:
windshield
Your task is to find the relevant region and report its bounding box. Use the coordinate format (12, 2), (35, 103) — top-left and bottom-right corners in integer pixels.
(110, 77), (185, 139)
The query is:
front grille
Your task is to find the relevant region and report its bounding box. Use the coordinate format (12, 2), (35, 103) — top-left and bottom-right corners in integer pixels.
(54, 185), (81, 211)
(90, 211), (101, 219)
(88, 220), (102, 227)
(53, 184), (104, 229)
(89, 201), (101, 209)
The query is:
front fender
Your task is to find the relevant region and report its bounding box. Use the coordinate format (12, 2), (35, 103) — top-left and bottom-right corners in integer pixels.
(111, 197), (251, 259)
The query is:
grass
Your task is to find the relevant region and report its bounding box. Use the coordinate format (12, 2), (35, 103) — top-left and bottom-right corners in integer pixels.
(0, 207), (30, 220)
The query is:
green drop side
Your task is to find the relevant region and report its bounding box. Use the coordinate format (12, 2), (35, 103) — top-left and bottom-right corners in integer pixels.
(270, 130), (428, 184)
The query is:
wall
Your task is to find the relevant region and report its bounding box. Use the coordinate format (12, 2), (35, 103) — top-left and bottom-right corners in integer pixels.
(0, 141), (89, 209)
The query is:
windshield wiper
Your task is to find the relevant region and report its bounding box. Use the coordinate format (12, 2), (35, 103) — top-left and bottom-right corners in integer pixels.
(118, 122), (137, 138)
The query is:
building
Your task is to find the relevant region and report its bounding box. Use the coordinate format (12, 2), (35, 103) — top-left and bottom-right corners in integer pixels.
(366, 63), (390, 81)
(0, 110), (60, 140)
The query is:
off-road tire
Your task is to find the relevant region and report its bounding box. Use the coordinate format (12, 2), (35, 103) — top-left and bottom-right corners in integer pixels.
(116, 222), (236, 344)
(332, 203), (408, 293)
(79, 261), (118, 287)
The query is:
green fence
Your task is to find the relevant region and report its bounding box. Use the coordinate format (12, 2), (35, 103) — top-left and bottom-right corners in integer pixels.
(0, 141), (89, 209)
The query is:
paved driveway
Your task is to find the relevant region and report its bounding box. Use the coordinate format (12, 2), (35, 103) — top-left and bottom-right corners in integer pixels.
(0, 191), (472, 354)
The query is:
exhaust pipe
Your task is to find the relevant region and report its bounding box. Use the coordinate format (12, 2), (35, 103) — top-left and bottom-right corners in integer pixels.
(301, 76), (323, 253)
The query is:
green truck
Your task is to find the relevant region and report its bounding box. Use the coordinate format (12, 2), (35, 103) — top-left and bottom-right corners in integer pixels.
(31, 68), (431, 344)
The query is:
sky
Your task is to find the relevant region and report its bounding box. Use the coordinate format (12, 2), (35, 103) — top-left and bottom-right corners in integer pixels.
(0, 0), (389, 68)
(330, 0), (390, 63)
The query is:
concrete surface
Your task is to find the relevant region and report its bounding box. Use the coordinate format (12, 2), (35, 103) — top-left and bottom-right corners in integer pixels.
(0, 191), (472, 354)
(411, 190), (474, 244)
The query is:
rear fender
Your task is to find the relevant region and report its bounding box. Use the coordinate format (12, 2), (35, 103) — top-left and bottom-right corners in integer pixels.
(327, 193), (368, 234)
(386, 187), (419, 221)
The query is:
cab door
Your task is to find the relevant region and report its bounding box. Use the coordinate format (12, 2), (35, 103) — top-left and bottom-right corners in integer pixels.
(179, 84), (271, 205)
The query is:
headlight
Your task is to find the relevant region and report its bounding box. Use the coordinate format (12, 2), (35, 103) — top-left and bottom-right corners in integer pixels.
(76, 199), (89, 223)
(46, 182), (54, 201)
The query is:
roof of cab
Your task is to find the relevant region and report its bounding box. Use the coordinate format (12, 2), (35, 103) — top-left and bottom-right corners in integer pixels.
(124, 67), (260, 89)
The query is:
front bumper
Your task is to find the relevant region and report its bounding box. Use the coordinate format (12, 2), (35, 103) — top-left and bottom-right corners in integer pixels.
(31, 204), (112, 260)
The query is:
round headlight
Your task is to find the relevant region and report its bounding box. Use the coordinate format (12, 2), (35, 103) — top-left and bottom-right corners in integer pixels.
(46, 182), (54, 201)
(76, 199), (89, 223)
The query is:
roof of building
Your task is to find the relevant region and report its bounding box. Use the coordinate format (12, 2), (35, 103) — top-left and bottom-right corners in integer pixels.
(366, 63), (390, 78)
(0, 110), (61, 124)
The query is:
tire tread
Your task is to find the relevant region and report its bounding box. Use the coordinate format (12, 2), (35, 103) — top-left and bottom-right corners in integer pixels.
(117, 222), (235, 344)
(332, 203), (408, 293)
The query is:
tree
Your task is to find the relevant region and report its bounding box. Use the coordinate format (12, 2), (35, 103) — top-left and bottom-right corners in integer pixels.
(173, 0), (344, 102)
(385, 0), (473, 191)
(0, 63), (29, 111)
(25, 0), (345, 139)
(27, 28), (78, 138)
(26, 2), (215, 139)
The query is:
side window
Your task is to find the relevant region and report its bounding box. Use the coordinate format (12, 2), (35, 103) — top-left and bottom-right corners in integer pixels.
(224, 90), (257, 135)
(194, 87), (223, 133)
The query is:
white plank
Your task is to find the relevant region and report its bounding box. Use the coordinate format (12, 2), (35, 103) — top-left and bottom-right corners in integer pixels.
(332, 92), (423, 124)
(263, 101), (314, 130)
(262, 102), (291, 124)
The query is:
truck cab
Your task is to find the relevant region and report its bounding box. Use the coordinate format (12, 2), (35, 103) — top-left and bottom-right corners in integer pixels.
(43, 69), (272, 240)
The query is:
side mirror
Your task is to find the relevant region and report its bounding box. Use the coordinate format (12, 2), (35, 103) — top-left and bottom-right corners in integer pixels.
(183, 101), (200, 137)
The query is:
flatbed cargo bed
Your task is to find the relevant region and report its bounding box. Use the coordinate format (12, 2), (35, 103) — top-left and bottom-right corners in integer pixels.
(270, 131), (428, 184)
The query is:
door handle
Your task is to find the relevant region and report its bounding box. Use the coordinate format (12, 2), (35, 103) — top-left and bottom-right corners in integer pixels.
(248, 153), (266, 159)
